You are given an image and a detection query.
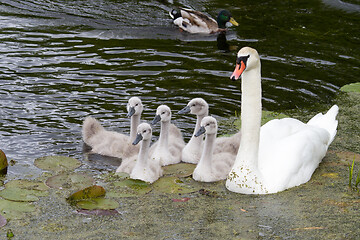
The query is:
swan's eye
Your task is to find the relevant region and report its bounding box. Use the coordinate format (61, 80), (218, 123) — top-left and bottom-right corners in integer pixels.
(143, 130), (147, 133)
(162, 111), (165, 115)
(135, 103), (139, 106)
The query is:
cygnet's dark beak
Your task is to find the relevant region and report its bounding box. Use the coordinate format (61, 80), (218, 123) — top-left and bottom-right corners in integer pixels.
(132, 133), (143, 145)
(151, 115), (161, 125)
(194, 126), (206, 137)
(127, 107), (135, 117)
(178, 105), (191, 114)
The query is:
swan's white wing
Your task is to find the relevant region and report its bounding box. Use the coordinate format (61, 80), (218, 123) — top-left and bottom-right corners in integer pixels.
(258, 118), (330, 193)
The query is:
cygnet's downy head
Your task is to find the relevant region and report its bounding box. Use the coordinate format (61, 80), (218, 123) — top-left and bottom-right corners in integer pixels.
(133, 123), (152, 145)
(230, 47), (260, 81)
(152, 105), (172, 125)
(178, 98), (208, 116)
(127, 97), (143, 117)
(195, 116), (218, 137)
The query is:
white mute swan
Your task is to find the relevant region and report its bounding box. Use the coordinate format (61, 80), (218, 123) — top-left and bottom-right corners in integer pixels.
(128, 123), (163, 183)
(226, 47), (339, 194)
(193, 116), (236, 182)
(178, 98), (209, 164)
(151, 105), (185, 166)
(82, 96), (143, 159)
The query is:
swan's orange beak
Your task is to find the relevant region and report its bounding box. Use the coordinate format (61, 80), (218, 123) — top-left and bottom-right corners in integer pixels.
(230, 60), (246, 81)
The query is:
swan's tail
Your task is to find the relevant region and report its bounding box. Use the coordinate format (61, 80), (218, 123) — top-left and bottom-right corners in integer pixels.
(82, 116), (105, 144)
(307, 105), (339, 146)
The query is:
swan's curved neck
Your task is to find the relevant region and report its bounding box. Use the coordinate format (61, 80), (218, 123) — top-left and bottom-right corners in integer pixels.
(238, 67), (262, 167)
(198, 132), (216, 169)
(226, 63), (266, 194)
(158, 120), (170, 148)
(130, 114), (141, 141)
(190, 111), (208, 143)
(138, 139), (150, 165)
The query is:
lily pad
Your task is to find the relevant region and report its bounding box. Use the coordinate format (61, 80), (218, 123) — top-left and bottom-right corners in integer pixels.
(34, 155), (81, 172)
(0, 188), (40, 202)
(76, 198), (119, 210)
(0, 199), (36, 219)
(46, 173), (94, 190)
(0, 180), (49, 202)
(107, 179), (152, 198)
(163, 163), (196, 177)
(67, 185), (106, 201)
(153, 176), (196, 194)
(340, 82), (360, 93)
(0, 150), (8, 174)
(5, 180), (49, 192)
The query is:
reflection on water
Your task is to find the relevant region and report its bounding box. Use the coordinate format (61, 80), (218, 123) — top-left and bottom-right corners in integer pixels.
(0, 0), (359, 177)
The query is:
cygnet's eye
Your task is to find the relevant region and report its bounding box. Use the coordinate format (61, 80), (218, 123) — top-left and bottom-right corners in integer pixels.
(143, 130), (147, 134)
(162, 111), (166, 115)
(135, 103), (139, 106)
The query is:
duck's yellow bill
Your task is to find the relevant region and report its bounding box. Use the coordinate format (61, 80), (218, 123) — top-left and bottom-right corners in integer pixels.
(229, 17), (239, 26)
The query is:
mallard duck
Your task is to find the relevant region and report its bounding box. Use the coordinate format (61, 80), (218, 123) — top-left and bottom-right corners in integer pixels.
(169, 8), (239, 34)
(226, 47), (339, 194)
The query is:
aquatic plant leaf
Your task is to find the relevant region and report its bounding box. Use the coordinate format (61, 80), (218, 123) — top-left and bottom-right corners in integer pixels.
(34, 155), (81, 172)
(0, 188), (39, 202)
(0, 150), (8, 174)
(5, 180), (49, 192)
(0, 214), (7, 228)
(108, 179), (152, 197)
(46, 173), (94, 190)
(67, 185), (106, 201)
(163, 163), (196, 177)
(76, 198), (119, 210)
(153, 176), (196, 194)
(0, 199), (35, 219)
(340, 82), (360, 93)
(76, 209), (119, 216)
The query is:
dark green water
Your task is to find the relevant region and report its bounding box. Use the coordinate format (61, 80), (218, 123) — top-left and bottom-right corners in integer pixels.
(0, 0), (359, 177)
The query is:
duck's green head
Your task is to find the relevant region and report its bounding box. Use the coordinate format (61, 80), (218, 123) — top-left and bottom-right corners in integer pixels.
(217, 10), (239, 29)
